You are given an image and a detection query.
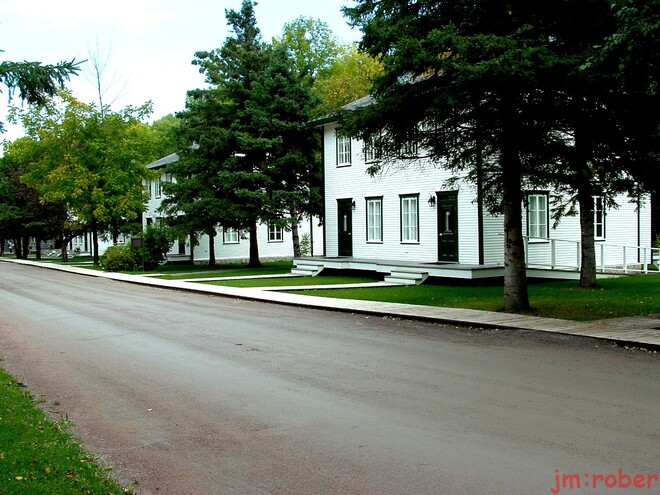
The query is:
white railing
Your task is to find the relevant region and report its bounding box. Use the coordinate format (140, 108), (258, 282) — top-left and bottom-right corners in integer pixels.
(523, 236), (660, 274)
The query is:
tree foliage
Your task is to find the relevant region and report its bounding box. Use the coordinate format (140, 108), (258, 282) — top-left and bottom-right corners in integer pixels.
(342, 0), (657, 304)
(312, 44), (383, 117)
(7, 92), (162, 264)
(274, 17), (341, 81)
(165, 0), (322, 263)
(0, 53), (82, 132)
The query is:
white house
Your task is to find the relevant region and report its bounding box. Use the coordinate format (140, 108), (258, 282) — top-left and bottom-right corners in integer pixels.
(306, 110), (654, 281)
(144, 153), (323, 263)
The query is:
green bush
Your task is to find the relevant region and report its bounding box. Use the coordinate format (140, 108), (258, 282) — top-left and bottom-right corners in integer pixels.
(100, 245), (135, 272)
(132, 224), (175, 271)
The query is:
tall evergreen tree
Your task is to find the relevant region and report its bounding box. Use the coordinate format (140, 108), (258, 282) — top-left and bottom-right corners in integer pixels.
(343, 0), (568, 311)
(181, 0), (270, 267)
(248, 44), (322, 256)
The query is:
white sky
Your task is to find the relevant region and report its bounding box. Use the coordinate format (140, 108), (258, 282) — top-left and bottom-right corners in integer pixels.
(0, 0), (361, 141)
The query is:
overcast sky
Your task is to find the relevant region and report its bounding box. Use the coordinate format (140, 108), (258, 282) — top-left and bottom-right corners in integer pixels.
(0, 0), (361, 141)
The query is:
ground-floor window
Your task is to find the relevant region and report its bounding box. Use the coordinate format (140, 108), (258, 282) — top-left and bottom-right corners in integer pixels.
(366, 197), (383, 242)
(400, 194), (419, 242)
(223, 228), (239, 244)
(268, 224), (283, 242)
(594, 196), (606, 240)
(527, 192), (549, 239)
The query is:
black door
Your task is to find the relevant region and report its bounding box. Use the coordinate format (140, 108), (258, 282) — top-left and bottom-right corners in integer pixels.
(337, 199), (353, 257)
(437, 192), (458, 262)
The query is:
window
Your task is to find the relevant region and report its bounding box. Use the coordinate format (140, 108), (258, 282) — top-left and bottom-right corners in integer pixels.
(363, 137), (381, 163)
(527, 193), (549, 238)
(155, 177), (162, 198)
(268, 224), (283, 242)
(336, 133), (352, 166)
(594, 196), (605, 240)
(366, 197), (383, 242)
(400, 139), (418, 158)
(400, 195), (419, 242)
(399, 130), (419, 158)
(223, 228), (239, 244)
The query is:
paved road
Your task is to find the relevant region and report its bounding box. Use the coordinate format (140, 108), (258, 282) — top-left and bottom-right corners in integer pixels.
(1, 263), (658, 495)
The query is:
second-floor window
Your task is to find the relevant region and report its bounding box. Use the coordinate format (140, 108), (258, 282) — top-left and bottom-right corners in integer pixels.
(336, 133), (352, 166)
(154, 177), (162, 198)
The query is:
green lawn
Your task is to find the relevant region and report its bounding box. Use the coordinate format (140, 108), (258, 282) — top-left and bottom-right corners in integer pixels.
(0, 368), (129, 494)
(290, 274), (660, 321)
(206, 275), (377, 288)
(155, 261), (294, 279)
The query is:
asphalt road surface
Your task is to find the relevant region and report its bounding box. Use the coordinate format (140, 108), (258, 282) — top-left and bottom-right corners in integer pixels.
(1, 262), (658, 495)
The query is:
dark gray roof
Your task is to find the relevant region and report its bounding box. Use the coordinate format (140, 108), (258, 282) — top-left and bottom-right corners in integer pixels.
(311, 94), (375, 126)
(146, 152), (179, 170)
(341, 94), (374, 111)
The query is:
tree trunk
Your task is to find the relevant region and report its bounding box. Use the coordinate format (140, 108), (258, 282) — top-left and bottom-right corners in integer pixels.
(208, 230), (216, 267)
(573, 115), (598, 288)
(35, 237), (42, 260)
(92, 219), (100, 266)
(578, 187), (597, 288)
(290, 204), (301, 258)
(14, 238), (22, 259)
(501, 101), (530, 312)
(22, 236), (30, 259)
(61, 234), (69, 262)
(502, 183), (530, 311)
(248, 221), (261, 268)
(190, 232), (195, 264)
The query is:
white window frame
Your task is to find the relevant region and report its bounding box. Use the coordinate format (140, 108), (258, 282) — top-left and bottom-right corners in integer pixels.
(155, 177), (162, 198)
(363, 137), (381, 163)
(223, 227), (239, 244)
(336, 133), (352, 166)
(594, 196), (606, 240)
(400, 194), (419, 243)
(527, 193), (549, 239)
(268, 224), (284, 243)
(366, 197), (383, 243)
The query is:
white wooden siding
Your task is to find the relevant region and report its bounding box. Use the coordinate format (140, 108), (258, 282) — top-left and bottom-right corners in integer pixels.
(324, 124), (480, 263)
(144, 167), (323, 261)
(324, 122), (652, 268)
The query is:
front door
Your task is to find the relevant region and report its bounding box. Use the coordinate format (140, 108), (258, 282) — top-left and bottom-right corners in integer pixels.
(437, 191), (458, 262)
(337, 199), (353, 257)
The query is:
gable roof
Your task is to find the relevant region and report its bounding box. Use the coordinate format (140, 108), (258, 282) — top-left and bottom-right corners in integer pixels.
(311, 94), (375, 126)
(146, 152), (179, 170)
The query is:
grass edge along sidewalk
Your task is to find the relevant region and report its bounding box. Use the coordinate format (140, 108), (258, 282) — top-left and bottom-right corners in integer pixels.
(0, 367), (131, 495)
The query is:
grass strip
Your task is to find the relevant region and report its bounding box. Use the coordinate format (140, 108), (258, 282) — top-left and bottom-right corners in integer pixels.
(289, 274), (660, 321)
(0, 368), (128, 494)
(206, 275), (377, 288)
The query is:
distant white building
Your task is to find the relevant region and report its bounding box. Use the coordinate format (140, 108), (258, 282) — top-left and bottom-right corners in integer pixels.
(144, 153), (323, 263)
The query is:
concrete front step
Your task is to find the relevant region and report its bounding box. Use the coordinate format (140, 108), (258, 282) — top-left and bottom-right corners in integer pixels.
(384, 270), (429, 285)
(291, 262), (324, 277)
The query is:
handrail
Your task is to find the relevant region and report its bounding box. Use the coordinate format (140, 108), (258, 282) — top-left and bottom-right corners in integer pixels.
(522, 236), (660, 274)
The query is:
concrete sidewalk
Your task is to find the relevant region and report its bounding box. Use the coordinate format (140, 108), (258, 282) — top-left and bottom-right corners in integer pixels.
(4, 258), (659, 347)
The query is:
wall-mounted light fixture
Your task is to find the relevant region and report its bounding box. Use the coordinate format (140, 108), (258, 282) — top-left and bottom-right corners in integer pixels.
(351, 200), (356, 210)
(428, 195), (436, 207)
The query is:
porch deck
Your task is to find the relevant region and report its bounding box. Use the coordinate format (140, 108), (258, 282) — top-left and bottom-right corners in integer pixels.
(292, 256), (646, 282)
